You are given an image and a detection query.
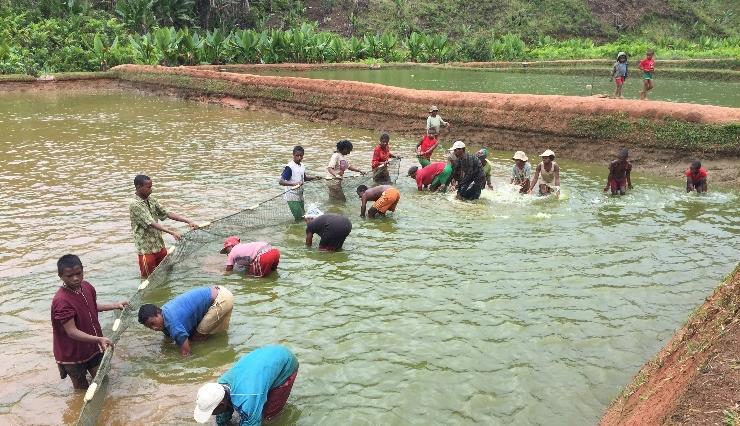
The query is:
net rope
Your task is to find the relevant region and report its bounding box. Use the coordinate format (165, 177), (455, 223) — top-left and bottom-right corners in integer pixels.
(75, 159), (401, 426)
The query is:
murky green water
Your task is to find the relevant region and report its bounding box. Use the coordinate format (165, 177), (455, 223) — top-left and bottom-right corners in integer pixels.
(1, 91), (738, 425)
(254, 67), (740, 107)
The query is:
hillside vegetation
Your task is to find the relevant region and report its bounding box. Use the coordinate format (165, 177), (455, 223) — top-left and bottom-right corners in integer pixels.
(0, 0), (738, 74)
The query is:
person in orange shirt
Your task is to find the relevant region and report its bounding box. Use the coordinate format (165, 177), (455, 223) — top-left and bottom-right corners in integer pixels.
(638, 50), (655, 100)
(371, 133), (399, 184)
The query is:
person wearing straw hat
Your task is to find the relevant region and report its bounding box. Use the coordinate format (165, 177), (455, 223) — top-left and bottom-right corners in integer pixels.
(304, 208), (352, 251)
(511, 151), (532, 194)
(193, 345), (298, 425)
(220, 236), (280, 278)
(426, 106), (449, 135)
(138, 285), (234, 357)
(52, 254), (127, 389)
(530, 149), (561, 196)
(129, 174), (199, 278)
(476, 148), (494, 190)
(450, 141), (485, 201)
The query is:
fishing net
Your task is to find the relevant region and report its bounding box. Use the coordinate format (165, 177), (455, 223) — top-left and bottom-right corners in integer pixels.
(75, 159), (401, 426)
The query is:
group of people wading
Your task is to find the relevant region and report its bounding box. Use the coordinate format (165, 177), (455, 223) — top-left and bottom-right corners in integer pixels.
(50, 103), (710, 426)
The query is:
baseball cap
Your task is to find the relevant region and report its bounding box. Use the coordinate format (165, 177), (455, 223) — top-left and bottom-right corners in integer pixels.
(451, 141), (465, 150)
(193, 383), (225, 423)
(220, 236), (240, 254)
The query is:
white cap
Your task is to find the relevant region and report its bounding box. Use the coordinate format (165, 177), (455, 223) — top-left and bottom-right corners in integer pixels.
(303, 205), (324, 219)
(451, 141), (465, 150)
(194, 383), (225, 423)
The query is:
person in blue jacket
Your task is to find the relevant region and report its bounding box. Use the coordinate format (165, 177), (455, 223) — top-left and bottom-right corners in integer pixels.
(193, 345), (299, 425)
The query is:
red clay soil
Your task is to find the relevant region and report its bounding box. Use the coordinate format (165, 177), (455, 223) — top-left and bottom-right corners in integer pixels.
(600, 265), (740, 426)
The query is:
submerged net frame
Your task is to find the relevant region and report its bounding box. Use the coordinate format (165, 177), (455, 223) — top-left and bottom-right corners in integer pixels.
(76, 159), (401, 426)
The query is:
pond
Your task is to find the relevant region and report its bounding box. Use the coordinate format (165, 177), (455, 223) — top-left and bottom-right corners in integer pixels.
(252, 66), (740, 107)
(1, 91), (738, 425)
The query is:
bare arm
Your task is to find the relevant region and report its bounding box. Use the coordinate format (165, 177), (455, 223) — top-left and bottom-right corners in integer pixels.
(305, 231), (313, 247)
(166, 212), (197, 228)
(278, 177), (296, 186)
(529, 164), (541, 193)
(180, 339), (191, 357)
(420, 141), (439, 156)
(626, 166), (633, 189)
(327, 166), (342, 178)
(553, 164), (561, 187)
(360, 196), (368, 217)
(348, 164), (364, 173)
(149, 221), (183, 241)
(63, 319), (112, 349)
(225, 265), (234, 272)
(97, 301), (128, 312)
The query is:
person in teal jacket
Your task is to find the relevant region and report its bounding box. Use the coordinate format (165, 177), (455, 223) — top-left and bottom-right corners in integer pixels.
(193, 345), (299, 426)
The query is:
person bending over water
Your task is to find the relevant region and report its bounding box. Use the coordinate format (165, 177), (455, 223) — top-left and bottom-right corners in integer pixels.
(129, 174), (198, 278)
(530, 149), (561, 196)
(220, 236), (280, 277)
(193, 345), (299, 425)
(305, 210), (352, 251)
(604, 148), (633, 196)
(357, 184), (401, 218)
(408, 161), (448, 191)
(511, 151), (531, 194)
(52, 255), (127, 389)
(685, 160), (708, 193)
(138, 286), (234, 356)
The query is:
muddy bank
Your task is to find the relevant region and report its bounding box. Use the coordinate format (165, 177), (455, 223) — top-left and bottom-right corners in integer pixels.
(112, 65), (739, 184)
(600, 265), (740, 426)
(0, 74), (118, 92)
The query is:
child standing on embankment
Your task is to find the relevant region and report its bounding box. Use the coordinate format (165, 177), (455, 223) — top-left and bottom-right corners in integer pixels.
(638, 50), (655, 100)
(612, 52), (628, 99)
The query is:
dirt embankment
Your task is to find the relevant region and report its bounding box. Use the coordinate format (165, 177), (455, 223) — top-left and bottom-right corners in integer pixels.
(601, 265), (740, 426)
(111, 64), (739, 185)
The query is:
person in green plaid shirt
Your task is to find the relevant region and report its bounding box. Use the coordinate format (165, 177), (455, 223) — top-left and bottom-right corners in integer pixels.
(130, 174), (198, 277)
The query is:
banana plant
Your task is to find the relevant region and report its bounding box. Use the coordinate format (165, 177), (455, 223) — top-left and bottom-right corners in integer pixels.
(231, 29), (261, 63)
(363, 34), (382, 59)
(178, 28), (203, 65)
(424, 34), (450, 63)
(405, 32), (425, 62)
(91, 34), (120, 71)
(128, 33), (159, 65)
(202, 29), (230, 64)
(347, 36), (366, 60)
(379, 32), (398, 62)
(153, 26), (182, 66)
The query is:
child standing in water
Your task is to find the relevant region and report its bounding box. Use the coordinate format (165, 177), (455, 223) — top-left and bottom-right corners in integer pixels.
(416, 131), (439, 167)
(638, 50), (655, 100)
(685, 160), (708, 193)
(530, 149), (560, 196)
(279, 145), (321, 220)
(604, 148), (633, 195)
(511, 151), (531, 194)
(327, 139), (364, 201)
(612, 52), (628, 99)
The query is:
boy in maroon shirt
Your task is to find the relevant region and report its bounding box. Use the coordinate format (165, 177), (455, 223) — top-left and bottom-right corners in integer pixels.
(603, 148), (633, 196)
(51, 254), (127, 389)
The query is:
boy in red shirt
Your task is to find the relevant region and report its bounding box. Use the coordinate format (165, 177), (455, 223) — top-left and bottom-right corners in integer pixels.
(685, 160), (708, 193)
(371, 133), (399, 184)
(416, 132), (439, 167)
(51, 254), (127, 389)
(638, 50), (655, 100)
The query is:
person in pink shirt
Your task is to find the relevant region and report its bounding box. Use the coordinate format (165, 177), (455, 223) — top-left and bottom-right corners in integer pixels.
(220, 236), (280, 277)
(407, 161), (448, 191)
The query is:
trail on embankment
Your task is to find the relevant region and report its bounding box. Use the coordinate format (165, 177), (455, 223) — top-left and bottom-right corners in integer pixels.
(601, 265), (740, 426)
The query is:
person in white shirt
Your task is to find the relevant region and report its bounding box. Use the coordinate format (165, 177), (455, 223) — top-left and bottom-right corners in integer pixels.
(326, 139), (364, 201)
(279, 145), (321, 220)
(426, 106), (450, 135)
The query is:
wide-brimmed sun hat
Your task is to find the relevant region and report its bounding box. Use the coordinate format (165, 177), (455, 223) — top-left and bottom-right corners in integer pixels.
(539, 149), (555, 157)
(512, 151), (528, 161)
(617, 51), (627, 59)
(193, 383), (225, 423)
(219, 236), (240, 254)
(429, 106), (439, 112)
